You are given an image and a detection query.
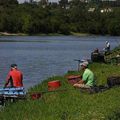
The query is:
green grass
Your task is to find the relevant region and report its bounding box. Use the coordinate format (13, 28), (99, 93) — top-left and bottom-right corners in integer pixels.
(0, 63), (120, 120)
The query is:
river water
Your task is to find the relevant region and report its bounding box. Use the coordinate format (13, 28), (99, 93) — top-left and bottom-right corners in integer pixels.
(0, 35), (119, 89)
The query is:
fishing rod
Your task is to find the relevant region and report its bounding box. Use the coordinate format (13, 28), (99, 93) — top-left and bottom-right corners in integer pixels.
(74, 59), (90, 71)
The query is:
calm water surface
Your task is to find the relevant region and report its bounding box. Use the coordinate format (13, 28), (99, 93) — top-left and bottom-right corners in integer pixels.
(0, 36), (119, 89)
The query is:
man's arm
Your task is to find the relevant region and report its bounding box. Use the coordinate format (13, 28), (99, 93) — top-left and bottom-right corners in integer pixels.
(4, 73), (11, 88)
(21, 73), (23, 86)
(77, 79), (84, 84)
(4, 80), (9, 88)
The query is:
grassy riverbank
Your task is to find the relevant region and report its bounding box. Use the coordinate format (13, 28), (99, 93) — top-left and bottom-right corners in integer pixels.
(0, 62), (120, 120)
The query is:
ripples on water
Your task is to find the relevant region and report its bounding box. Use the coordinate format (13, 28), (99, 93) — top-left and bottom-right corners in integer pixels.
(0, 36), (119, 89)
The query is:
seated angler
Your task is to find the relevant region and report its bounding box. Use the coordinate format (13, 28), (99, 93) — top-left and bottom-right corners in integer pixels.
(73, 61), (95, 89)
(4, 64), (23, 88)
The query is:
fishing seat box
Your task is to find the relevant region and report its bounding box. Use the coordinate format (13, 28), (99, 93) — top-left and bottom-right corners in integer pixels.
(91, 52), (105, 63)
(107, 76), (120, 88)
(67, 75), (81, 85)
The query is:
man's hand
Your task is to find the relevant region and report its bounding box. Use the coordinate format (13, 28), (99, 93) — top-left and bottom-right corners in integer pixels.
(77, 80), (84, 84)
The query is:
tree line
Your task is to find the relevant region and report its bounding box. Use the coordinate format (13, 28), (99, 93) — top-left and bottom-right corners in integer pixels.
(0, 0), (120, 35)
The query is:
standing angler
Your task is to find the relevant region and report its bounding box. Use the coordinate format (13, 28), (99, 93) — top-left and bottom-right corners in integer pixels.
(105, 41), (110, 52)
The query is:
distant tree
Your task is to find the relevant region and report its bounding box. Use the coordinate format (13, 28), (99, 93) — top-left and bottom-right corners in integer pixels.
(21, 14), (32, 33)
(0, 0), (18, 5)
(29, 0), (34, 3)
(59, 0), (68, 9)
(0, 14), (6, 31)
(107, 19), (120, 36)
(59, 24), (70, 35)
(39, 0), (48, 6)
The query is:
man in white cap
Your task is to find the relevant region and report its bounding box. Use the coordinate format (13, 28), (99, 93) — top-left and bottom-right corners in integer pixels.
(73, 61), (95, 89)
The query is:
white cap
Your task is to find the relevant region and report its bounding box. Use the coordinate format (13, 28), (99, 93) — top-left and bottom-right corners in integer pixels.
(80, 61), (89, 67)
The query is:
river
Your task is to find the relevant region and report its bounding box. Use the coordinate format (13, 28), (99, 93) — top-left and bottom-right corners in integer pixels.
(0, 35), (119, 89)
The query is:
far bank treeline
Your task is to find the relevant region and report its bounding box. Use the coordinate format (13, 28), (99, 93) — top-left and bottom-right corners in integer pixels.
(0, 0), (120, 35)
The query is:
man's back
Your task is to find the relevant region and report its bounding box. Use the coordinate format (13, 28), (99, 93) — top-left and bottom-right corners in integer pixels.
(82, 68), (94, 86)
(7, 69), (23, 87)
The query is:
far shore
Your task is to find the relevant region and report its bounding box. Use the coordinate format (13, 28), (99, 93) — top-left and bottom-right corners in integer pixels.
(0, 32), (27, 36)
(0, 31), (91, 37)
(0, 31), (118, 37)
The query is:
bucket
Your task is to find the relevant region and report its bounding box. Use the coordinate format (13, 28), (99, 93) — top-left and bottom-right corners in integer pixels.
(48, 80), (61, 91)
(31, 93), (42, 100)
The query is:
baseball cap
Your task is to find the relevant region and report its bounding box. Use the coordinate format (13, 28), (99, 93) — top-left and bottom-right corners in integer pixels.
(11, 64), (17, 68)
(80, 61), (88, 67)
